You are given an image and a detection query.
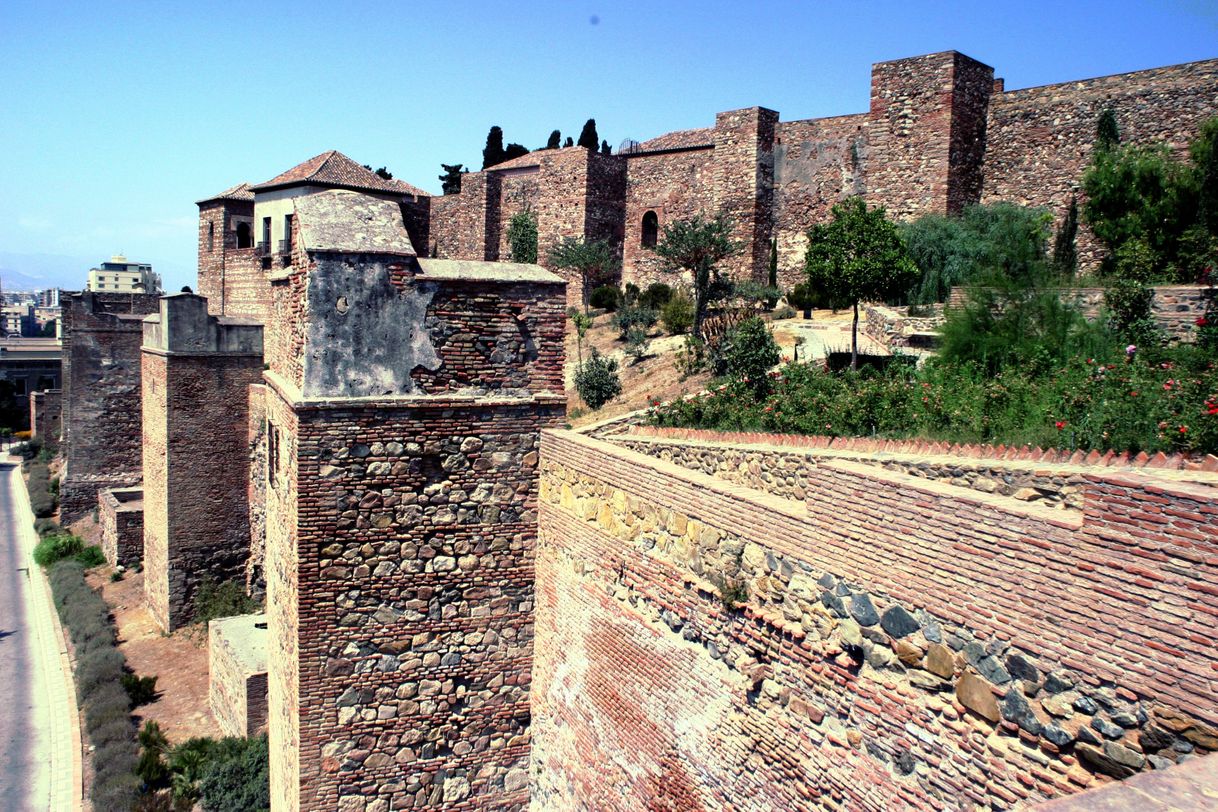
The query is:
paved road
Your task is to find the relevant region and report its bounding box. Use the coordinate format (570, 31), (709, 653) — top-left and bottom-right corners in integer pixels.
(0, 461), (66, 810)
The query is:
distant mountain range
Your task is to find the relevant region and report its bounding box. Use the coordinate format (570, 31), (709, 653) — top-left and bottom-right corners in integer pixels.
(0, 251), (95, 292)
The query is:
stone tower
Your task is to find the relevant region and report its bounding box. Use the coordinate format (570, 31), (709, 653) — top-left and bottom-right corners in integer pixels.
(260, 189), (566, 810)
(141, 293), (264, 632)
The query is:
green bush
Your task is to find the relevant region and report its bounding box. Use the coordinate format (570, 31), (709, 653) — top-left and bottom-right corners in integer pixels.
(574, 349), (622, 410)
(611, 304), (658, 339)
(589, 285), (622, 312)
(638, 282), (673, 309)
(193, 578), (260, 626)
(624, 327), (649, 364)
(721, 317), (781, 396)
(33, 533), (83, 567)
(506, 210), (538, 264)
(122, 673), (159, 707)
(26, 461), (55, 518)
(34, 518), (59, 536)
(661, 290), (695, 335)
(198, 735), (270, 812)
(772, 304), (796, 320)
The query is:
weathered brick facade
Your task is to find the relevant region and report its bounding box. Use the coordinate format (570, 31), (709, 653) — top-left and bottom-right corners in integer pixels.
(141, 293), (264, 632)
(428, 51), (1217, 293)
(259, 189), (566, 810)
(28, 387), (62, 447)
(533, 428), (1218, 810)
(59, 291), (162, 522)
(98, 486), (144, 569)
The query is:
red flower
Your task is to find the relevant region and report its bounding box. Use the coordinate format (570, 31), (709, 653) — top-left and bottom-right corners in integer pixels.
(1055, 421), (1066, 430)
(1198, 317), (1210, 327)
(1179, 425), (1189, 434)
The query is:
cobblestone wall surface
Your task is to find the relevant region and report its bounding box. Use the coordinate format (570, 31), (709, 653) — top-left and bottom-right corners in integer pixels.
(534, 430), (1218, 810)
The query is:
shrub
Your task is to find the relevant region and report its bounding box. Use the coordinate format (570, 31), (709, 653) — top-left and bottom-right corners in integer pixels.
(772, 304), (796, 320)
(198, 735), (271, 812)
(638, 282), (673, 310)
(138, 721), (171, 786)
(26, 461), (55, 518)
(34, 518), (59, 536)
(661, 290), (695, 335)
(675, 335), (708, 377)
(193, 578), (260, 626)
(732, 280), (782, 309)
(122, 673), (159, 707)
(721, 317), (781, 396)
(611, 304), (658, 339)
(33, 533), (84, 567)
(574, 349), (621, 410)
(624, 327), (649, 364)
(506, 210), (538, 263)
(589, 285), (622, 312)
(786, 283), (820, 318)
(75, 545), (106, 568)
(623, 282), (641, 305)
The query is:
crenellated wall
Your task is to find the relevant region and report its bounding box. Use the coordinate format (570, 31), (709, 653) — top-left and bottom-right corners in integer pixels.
(532, 428), (1218, 810)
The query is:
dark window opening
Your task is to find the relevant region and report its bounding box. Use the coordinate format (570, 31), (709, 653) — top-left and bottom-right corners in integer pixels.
(641, 210), (658, 248)
(261, 217), (271, 250)
(236, 221), (253, 249)
(280, 214), (293, 254)
(207, 221), (215, 252)
(267, 422), (279, 482)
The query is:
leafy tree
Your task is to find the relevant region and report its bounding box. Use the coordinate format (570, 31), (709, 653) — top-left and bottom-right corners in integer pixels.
(900, 203), (1053, 304)
(547, 237), (619, 311)
(40, 319), (56, 337)
(503, 143), (529, 162)
(1053, 197), (1079, 275)
(439, 163), (464, 195)
(653, 214), (739, 341)
(1083, 143), (1196, 275)
(805, 197), (919, 369)
(600, 140), (612, 155)
(482, 126), (506, 169)
(507, 210), (538, 263)
(578, 119), (599, 150)
(546, 129), (562, 150)
(574, 348), (621, 409)
(1096, 108), (1120, 153)
(722, 317), (781, 396)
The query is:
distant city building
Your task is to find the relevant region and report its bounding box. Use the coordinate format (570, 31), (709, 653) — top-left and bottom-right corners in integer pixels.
(37, 288), (61, 308)
(2, 304), (37, 337)
(0, 336), (61, 398)
(86, 255), (162, 294)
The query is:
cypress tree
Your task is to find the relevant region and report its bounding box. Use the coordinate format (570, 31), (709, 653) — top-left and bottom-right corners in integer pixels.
(1053, 198), (1079, 275)
(1096, 109), (1120, 153)
(600, 140), (612, 155)
(439, 163), (464, 195)
(563, 136), (574, 148)
(482, 126), (506, 169)
(546, 130), (561, 150)
(503, 143), (530, 162)
(577, 119), (599, 150)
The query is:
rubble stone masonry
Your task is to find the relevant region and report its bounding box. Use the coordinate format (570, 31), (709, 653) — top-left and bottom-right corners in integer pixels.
(533, 429), (1218, 810)
(59, 291), (161, 523)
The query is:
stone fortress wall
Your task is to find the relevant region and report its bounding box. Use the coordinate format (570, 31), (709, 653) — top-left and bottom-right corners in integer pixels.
(431, 51), (1218, 296)
(532, 426), (1218, 810)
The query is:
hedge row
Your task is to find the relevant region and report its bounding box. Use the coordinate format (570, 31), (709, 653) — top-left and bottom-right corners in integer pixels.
(49, 560), (140, 810)
(25, 460), (55, 518)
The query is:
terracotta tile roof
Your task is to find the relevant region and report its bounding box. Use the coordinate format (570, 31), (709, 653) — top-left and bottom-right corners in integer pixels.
(196, 182), (254, 205)
(634, 127), (715, 153)
(250, 150), (429, 196)
(387, 178), (431, 198)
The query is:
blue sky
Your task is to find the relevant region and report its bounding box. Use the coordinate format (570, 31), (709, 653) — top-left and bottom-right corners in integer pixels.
(1, 0), (1215, 292)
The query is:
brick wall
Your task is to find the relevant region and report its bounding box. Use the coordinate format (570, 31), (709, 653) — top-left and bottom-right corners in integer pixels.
(533, 429), (1218, 810)
(98, 487), (144, 569)
(141, 295), (264, 631)
(28, 388), (62, 447)
(59, 291), (161, 522)
(981, 58), (1218, 273)
(209, 613), (270, 738)
(198, 199), (272, 322)
(622, 146), (715, 290)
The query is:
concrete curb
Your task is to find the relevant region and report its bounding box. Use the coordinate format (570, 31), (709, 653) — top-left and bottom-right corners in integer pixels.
(8, 458), (84, 811)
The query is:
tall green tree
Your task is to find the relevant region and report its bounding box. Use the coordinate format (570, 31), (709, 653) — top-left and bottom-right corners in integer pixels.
(577, 119), (599, 150)
(805, 197), (918, 369)
(1096, 108), (1121, 153)
(503, 143), (530, 162)
(439, 163), (464, 195)
(482, 126), (506, 169)
(563, 136), (574, 148)
(600, 140), (612, 155)
(653, 214), (738, 341)
(1053, 197), (1079, 276)
(545, 130), (562, 150)
(548, 237), (619, 311)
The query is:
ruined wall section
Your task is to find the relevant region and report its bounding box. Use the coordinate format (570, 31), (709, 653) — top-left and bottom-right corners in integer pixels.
(622, 147), (716, 289)
(28, 388), (62, 446)
(981, 58), (1218, 272)
(59, 292), (161, 522)
(772, 114), (868, 288)
(534, 430), (1218, 810)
